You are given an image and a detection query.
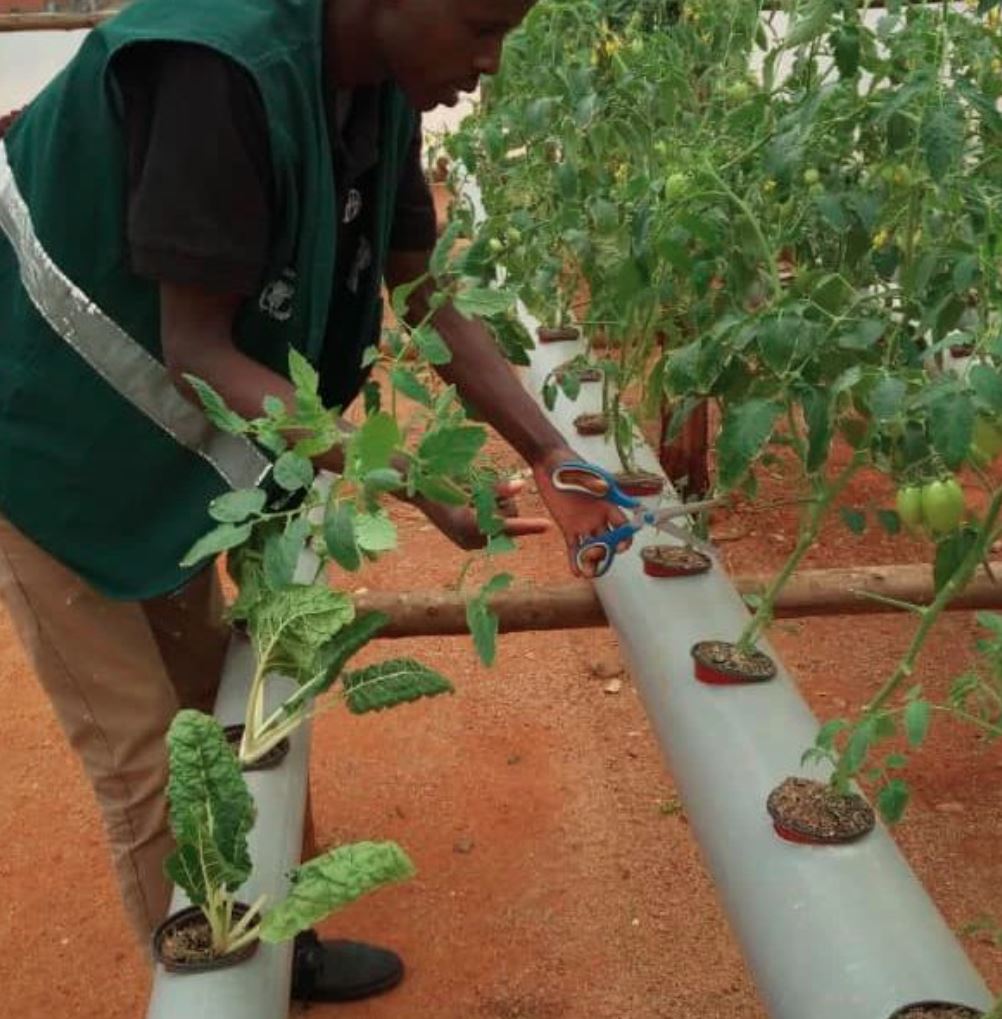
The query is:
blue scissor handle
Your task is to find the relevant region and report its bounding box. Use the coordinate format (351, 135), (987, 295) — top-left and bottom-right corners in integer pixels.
(550, 459), (640, 510)
(552, 460), (648, 577)
(575, 521), (642, 578)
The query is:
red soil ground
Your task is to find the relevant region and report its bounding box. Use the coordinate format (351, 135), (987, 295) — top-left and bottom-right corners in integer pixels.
(1, 429), (1000, 1019)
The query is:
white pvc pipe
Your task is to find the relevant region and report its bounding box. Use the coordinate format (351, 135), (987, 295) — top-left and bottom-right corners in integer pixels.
(526, 312), (991, 1019)
(145, 636), (310, 1019)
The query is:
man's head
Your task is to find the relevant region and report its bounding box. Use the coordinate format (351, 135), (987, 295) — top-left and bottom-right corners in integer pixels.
(371, 0), (535, 110)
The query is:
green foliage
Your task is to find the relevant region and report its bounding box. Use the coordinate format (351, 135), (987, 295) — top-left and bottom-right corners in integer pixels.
(466, 573), (513, 667)
(183, 376), (248, 435)
(260, 842), (414, 943)
(452, 0), (1002, 829)
(181, 523), (254, 568)
(453, 287), (516, 319)
(164, 711), (255, 907)
(717, 401), (782, 489)
(343, 659), (454, 714)
(164, 711), (416, 954)
(209, 489), (268, 524)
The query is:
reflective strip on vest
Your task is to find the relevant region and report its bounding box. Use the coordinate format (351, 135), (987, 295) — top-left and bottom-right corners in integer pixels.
(0, 141), (271, 492)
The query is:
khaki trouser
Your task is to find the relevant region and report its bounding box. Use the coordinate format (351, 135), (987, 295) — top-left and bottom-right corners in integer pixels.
(0, 514), (229, 947)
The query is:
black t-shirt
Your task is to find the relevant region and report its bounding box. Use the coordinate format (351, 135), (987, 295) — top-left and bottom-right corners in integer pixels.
(112, 43), (436, 407)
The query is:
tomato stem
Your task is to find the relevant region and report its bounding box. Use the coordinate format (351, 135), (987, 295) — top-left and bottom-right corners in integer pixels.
(736, 452), (864, 653)
(831, 488), (1002, 792)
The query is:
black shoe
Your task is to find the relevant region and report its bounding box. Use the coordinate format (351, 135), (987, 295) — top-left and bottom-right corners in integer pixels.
(290, 930), (405, 1004)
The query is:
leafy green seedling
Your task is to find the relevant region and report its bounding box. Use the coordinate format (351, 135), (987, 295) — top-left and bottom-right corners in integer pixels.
(165, 711), (414, 959)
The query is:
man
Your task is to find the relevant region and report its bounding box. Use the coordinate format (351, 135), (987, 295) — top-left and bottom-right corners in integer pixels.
(0, 0), (625, 1003)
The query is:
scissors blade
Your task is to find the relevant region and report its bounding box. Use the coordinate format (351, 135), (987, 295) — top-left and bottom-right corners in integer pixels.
(653, 520), (717, 556)
(646, 495), (726, 555)
(651, 496), (727, 524)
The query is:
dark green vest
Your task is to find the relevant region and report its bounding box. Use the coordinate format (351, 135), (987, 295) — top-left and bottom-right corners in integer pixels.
(0, 0), (416, 599)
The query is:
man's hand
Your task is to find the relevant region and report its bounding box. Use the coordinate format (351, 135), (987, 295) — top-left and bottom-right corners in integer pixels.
(385, 254), (630, 577)
(532, 447), (631, 578)
(417, 478), (550, 551)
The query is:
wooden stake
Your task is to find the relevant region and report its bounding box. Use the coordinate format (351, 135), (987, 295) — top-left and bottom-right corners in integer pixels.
(0, 11), (114, 33)
(354, 562), (1002, 638)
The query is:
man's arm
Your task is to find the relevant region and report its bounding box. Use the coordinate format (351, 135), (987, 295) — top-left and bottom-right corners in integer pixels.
(160, 282), (552, 550)
(160, 284), (353, 475)
(385, 250), (629, 575)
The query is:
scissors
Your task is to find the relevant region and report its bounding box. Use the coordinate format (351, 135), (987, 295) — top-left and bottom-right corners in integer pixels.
(552, 460), (724, 578)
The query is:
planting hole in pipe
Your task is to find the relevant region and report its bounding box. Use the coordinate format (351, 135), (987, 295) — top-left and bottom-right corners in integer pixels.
(615, 470), (666, 499)
(537, 324), (580, 343)
(889, 1004), (985, 1018)
(642, 545), (712, 579)
(574, 412), (610, 437)
(153, 904), (259, 974)
(554, 359), (603, 385)
(767, 777), (876, 846)
(223, 724), (290, 773)
(691, 640), (777, 685)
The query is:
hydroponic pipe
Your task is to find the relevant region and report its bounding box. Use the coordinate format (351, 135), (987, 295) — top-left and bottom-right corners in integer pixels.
(462, 178), (995, 1015)
(530, 317), (992, 1017)
(145, 637), (311, 1019)
(534, 332), (994, 1010)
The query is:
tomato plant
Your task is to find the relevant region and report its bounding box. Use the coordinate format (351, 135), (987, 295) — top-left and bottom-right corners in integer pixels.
(447, 0), (1002, 841)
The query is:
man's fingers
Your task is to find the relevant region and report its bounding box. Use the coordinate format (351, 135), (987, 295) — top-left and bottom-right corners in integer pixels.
(495, 478), (526, 500)
(497, 497), (519, 518)
(502, 516), (551, 536)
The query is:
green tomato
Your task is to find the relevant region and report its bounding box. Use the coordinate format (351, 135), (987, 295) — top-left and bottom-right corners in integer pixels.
(487, 238), (505, 254)
(803, 167), (821, 185)
(665, 172), (689, 199)
(808, 182), (825, 197)
(920, 477), (966, 533)
(725, 81), (752, 102)
(973, 416), (1002, 461)
(896, 486), (924, 530)
(505, 227), (523, 245)
(892, 165), (913, 187)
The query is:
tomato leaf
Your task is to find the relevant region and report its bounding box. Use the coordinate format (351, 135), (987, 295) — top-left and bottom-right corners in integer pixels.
(181, 523), (253, 568)
(904, 698), (932, 747)
(389, 367), (434, 407)
(209, 488), (268, 524)
(877, 779), (910, 825)
(288, 349), (319, 396)
(352, 413), (401, 474)
(411, 324), (453, 365)
(466, 573), (513, 666)
(184, 375), (248, 435)
(840, 508), (867, 535)
(274, 452), (315, 493)
(717, 400), (782, 488)
(930, 392), (974, 470)
(453, 287), (516, 320)
(933, 526), (979, 593)
(418, 426), (487, 476)
(324, 502), (361, 573)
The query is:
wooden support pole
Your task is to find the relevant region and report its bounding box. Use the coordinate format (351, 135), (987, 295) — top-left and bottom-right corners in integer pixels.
(354, 562), (1002, 638)
(0, 11), (114, 33)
